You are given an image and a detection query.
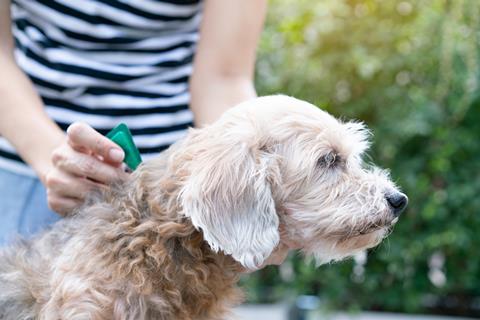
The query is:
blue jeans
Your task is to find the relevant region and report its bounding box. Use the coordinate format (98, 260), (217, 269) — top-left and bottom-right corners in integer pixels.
(0, 168), (60, 245)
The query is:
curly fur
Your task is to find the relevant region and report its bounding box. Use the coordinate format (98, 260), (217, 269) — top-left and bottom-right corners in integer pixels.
(0, 147), (242, 319)
(0, 95), (406, 319)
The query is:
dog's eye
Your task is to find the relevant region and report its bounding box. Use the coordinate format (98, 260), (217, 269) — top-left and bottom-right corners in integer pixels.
(317, 152), (340, 168)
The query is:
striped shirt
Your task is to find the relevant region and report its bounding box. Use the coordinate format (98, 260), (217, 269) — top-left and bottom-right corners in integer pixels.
(0, 0), (203, 176)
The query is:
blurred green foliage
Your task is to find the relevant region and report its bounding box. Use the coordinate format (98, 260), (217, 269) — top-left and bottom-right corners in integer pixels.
(247, 0), (480, 316)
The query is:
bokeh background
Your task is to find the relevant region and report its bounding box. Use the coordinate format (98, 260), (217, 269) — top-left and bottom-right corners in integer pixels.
(244, 0), (480, 317)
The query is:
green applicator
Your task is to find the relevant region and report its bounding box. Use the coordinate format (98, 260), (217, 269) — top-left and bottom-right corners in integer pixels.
(106, 123), (142, 170)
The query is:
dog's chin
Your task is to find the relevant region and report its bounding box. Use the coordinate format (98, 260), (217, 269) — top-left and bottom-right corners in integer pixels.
(337, 228), (387, 253)
(307, 228), (390, 266)
(355, 210), (400, 236)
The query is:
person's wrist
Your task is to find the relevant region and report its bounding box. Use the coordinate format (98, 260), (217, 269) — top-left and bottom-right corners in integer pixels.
(31, 132), (65, 185)
(32, 156), (55, 186)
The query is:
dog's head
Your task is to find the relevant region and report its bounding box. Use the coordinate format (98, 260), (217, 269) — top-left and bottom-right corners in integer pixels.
(178, 95), (407, 270)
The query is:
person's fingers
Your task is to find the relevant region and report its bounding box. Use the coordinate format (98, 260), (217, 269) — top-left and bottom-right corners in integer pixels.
(46, 133), (129, 215)
(52, 146), (128, 184)
(66, 122), (124, 165)
(45, 167), (100, 200)
(45, 172), (84, 216)
(46, 193), (81, 216)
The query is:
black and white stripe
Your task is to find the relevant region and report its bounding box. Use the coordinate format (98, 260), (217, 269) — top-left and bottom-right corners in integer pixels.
(2, 0), (203, 175)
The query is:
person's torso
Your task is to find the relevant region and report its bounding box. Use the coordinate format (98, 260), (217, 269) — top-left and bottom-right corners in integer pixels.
(0, 0), (203, 175)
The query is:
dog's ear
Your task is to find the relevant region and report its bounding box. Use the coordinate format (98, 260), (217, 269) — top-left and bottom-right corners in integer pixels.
(179, 122), (280, 270)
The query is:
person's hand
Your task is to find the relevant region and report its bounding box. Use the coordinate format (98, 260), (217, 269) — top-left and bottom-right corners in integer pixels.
(45, 122), (128, 215)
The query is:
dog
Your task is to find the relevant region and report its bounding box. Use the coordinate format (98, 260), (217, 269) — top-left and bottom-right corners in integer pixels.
(0, 95), (407, 320)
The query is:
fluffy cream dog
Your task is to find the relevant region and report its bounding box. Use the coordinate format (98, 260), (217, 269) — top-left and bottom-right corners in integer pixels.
(0, 95), (407, 320)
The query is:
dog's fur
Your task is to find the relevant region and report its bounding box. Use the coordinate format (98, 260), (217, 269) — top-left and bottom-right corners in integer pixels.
(0, 95), (405, 320)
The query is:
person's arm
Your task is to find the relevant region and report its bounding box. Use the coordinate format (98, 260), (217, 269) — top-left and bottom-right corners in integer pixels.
(0, 1), (125, 215)
(189, 0), (267, 126)
(0, 1), (64, 180)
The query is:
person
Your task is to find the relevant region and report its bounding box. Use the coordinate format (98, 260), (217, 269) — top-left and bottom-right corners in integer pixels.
(0, 0), (267, 244)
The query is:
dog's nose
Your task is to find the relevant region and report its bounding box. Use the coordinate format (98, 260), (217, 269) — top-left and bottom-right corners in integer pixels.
(386, 192), (408, 216)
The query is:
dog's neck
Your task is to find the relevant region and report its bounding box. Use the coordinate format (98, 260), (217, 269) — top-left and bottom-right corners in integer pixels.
(97, 151), (243, 319)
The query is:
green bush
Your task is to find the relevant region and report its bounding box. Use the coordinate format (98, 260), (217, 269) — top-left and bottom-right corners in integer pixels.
(247, 0), (480, 316)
